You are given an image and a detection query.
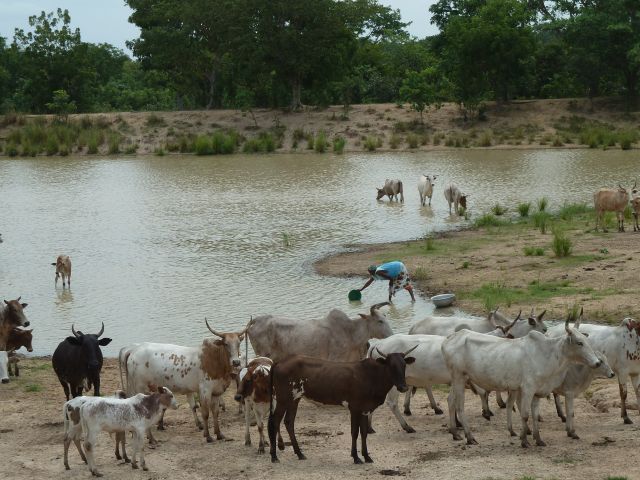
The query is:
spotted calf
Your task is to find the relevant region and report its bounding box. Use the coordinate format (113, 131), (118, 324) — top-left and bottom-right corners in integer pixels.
(235, 357), (273, 453)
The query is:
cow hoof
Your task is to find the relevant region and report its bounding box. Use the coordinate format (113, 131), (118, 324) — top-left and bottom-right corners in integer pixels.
(258, 446), (265, 454)
(367, 427), (376, 434)
(364, 455), (373, 463)
(623, 417), (633, 425)
(521, 440), (530, 448)
(142, 466), (148, 471)
(404, 426), (416, 434)
(206, 436), (214, 443)
(131, 463), (138, 470)
(509, 430), (517, 437)
(560, 416), (566, 423)
(452, 433), (463, 441)
(404, 409), (412, 416)
(467, 438), (478, 446)
(216, 433), (226, 440)
(124, 458), (131, 464)
(434, 407), (444, 415)
(65, 465), (70, 470)
(115, 453), (121, 460)
(198, 425), (204, 431)
(497, 401), (507, 409)
(271, 457), (279, 463)
(297, 454), (306, 461)
(245, 439), (251, 446)
(92, 471), (103, 477)
(353, 456), (363, 465)
(536, 440), (546, 447)
(157, 425), (165, 431)
(568, 432), (580, 440)
(482, 411), (491, 421)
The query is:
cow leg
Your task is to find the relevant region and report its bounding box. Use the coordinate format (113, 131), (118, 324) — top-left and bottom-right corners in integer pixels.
(350, 411), (363, 464)
(531, 397), (545, 446)
(60, 380), (71, 401)
(130, 431), (141, 470)
(426, 386), (443, 414)
(244, 397), (253, 446)
(554, 393), (566, 423)
(454, 382), (476, 445)
(619, 380), (632, 424)
(187, 393), (203, 430)
(255, 402), (268, 453)
(200, 394), (213, 443)
(564, 394), (579, 439)
(385, 387), (415, 433)
(447, 390), (462, 441)
(268, 400), (286, 462)
(506, 391), (517, 437)
(359, 412), (373, 463)
(631, 374), (640, 419)
(496, 391), (507, 409)
(284, 400), (305, 460)
(84, 430), (101, 477)
(519, 392), (533, 448)
(211, 396), (225, 440)
(136, 430), (148, 471)
(403, 388), (414, 415)
(157, 409), (166, 430)
(366, 412), (375, 434)
(480, 390), (493, 420)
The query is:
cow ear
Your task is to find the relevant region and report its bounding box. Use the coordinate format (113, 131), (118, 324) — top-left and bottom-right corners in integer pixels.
(528, 317), (536, 326)
(358, 314), (369, 320)
(147, 382), (158, 392)
(21, 303), (28, 308)
(375, 357), (387, 365)
(404, 356), (416, 364)
(98, 337), (112, 346)
(66, 336), (82, 345)
(583, 332), (589, 337)
(158, 386), (165, 394)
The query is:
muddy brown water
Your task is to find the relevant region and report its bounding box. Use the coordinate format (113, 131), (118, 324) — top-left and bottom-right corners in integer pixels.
(1, 150), (638, 355)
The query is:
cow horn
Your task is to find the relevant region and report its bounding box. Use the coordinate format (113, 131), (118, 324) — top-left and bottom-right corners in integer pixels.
(374, 347), (387, 360)
(564, 313), (572, 334)
(370, 302), (390, 315)
(71, 323), (81, 338)
(619, 183), (625, 190)
(205, 317), (224, 338)
(575, 307), (583, 329)
(16, 296), (21, 302)
(634, 179), (638, 189)
(507, 311), (522, 330)
(96, 322), (104, 338)
(403, 344), (419, 357)
(488, 310), (499, 328)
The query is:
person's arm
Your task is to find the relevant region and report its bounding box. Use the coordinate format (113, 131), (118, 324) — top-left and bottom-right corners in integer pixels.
(360, 277), (374, 291)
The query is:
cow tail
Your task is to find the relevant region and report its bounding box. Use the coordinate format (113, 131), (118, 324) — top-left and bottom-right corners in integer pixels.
(118, 350), (126, 392)
(245, 318), (249, 368)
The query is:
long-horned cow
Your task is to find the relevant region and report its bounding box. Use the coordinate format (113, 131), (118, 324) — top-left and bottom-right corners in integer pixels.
(52, 255), (72, 287)
(442, 314), (601, 448)
(418, 175), (437, 206)
(52, 323), (112, 399)
(594, 184), (632, 232)
(444, 184), (468, 215)
(376, 179), (404, 203)
(547, 313), (640, 425)
(268, 346), (417, 464)
(247, 303), (393, 363)
(123, 319), (246, 443)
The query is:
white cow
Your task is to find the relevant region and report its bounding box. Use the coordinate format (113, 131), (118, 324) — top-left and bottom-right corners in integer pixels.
(80, 386), (178, 475)
(444, 184), (468, 215)
(418, 174), (437, 206)
(548, 314), (640, 424)
(442, 315), (601, 447)
(0, 351), (8, 384)
(123, 319), (246, 443)
(376, 179), (404, 203)
(552, 351), (615, 439)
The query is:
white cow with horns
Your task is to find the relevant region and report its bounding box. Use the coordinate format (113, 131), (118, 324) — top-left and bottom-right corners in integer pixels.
(121, 318), (247, 443)
(442, 313), (601, 448)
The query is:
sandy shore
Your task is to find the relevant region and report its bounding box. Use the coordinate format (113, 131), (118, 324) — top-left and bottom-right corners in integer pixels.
(0, 357), (637, 480)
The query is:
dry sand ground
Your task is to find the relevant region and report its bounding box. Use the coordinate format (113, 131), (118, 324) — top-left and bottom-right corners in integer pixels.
(0, 358), (638, 480)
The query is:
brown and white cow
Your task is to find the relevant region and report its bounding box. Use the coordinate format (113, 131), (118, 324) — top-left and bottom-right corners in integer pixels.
(235, 357), (274, 453)
(80, 386), (177, 475)
(376, 179), (404, 203)
(594, 185), (631, 232)
(52, 254), (72, 287)
(0, 298), (30, 350)
(123, 319), (246, 443)
(444, 184), (468, 215)
(268, 346), (417, 464)
(6, 327), (33, 376)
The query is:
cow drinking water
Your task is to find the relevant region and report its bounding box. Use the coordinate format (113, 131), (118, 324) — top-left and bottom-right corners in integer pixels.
(376, 179), (404, 203)
(444, 184), (468, 215)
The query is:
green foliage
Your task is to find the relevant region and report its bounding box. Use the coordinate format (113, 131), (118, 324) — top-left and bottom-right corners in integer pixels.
(314, 132), (328, 153)
(195, 136), (212, 155)
(537, 197), (549, 212)
(532, 211), (551, 234)
(523, 246), (545, 256)
(46, 89), (76, 119)
(364, 136), (378, 151)
(491, 203), (507, 216)
(24, 383), (42, 392)
(552, 229), (573, 257)
(243, 132), (276, 153)
(108, 133), (121, 154)
(517, 202), (531, 217)
(474, 213), (508, 227)
(45, 136), (59, 155)
(146, 114), (166, 127)
(406, 134), (419, 148)
(332, 136), (345, 154)
(400, 66), (449, 123)
(389, 134), (401, 149)
(559, 202), (590, 221)
(211, 131), (236, 154)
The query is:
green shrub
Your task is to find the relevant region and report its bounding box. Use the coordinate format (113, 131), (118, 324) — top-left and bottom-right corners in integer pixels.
(87, 137), (99, 154)
(552, 229), (572, 257)
(478, 131), (492, 147)
(306, 133), (315, 149)
(314, 132), (328, 153)
(364, 136), (378, 151)
(146, 114), (166, 127)
(59, 143), (70, 156)
(211, 131), (236, 154)
(517, 202), (531, 217)
(293, 128), (306, 142)
(124, 143), (138, 154)
(5, 141), (18, 157)
(389, 134), (401, 149)
(624, 204), (633, 220)
(154, 147), (165, 156)
(559, 202), (589, 220)
(332, 136), (346, 154)
(523, 246), (545, 256)
(412, 266), (429, 280)
(491, 204), (508, 216)
(532, 211), (551, 234)
(107, 134), (121, 154)
(45, 136), (59, 155)
(406, 134), (419, 148)
(195, 136), (212, 155)
(537, 197), (548, 212)
(179, 136), (194, 153)
(552, 136), (564, 147)
(474, 213), (507, 227)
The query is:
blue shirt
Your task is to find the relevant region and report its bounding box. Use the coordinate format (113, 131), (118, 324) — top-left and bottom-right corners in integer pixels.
(375, 261), (404, 279)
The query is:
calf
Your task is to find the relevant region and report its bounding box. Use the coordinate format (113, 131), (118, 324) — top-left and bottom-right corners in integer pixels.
(6, 327), (33, 376)
(442, 314), (600, 447)
(376, 179), (404, 203)
(594, 185), (630, 232)
(80, 386), (178, 476)
(63, 390), (129, 470)
(0, 297), (30, 350)
(418, 174), (437, 206)
(444, 184), (468, 215)
(235, 357), (273, 453)
(52, 323), (112, 399)
(52, 254), (72, 287)
(268, 346), (417, 464)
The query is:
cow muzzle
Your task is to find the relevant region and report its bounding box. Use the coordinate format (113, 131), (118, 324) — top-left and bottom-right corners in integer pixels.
(397, 384), (409, 393)
(232, 359), (241, 368)
(22, 321), (30, 327)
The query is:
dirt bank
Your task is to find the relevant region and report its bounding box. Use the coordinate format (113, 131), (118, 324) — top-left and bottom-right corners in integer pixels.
(0, 357), (637, 480)
(315, 210), (640, 324)
(1, 97), (639, 156)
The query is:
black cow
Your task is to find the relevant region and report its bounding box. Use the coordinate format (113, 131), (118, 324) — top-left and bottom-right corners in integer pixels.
(52, 323), (112, 400)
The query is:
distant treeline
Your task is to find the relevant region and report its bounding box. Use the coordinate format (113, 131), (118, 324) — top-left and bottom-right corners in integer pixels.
(0, 1), (638, 115)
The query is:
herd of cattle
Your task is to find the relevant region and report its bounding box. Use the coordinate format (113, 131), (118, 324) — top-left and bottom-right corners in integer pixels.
(379, 175), (640, 231)
(2, 293), (640, 474)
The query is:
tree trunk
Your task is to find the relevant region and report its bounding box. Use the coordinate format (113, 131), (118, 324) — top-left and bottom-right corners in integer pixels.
(291, 75), (302, 111)
(206, 66), (216, 110)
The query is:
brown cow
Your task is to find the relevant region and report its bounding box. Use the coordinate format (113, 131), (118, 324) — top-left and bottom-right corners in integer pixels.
(0, 298), (30, 350)
(268, 346), (417, 464)
(6, 327), (33, 376)
(594, 185), (632, 232)
(376, 179), (404, 203)
(52, 255), (72, 287)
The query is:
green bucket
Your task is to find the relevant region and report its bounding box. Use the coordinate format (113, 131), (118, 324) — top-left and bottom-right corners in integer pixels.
(348, 289), (362, 301)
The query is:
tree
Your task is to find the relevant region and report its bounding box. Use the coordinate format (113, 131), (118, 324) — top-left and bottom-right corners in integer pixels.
(46, 89), (76, 120)
(400, 67), (449, 123)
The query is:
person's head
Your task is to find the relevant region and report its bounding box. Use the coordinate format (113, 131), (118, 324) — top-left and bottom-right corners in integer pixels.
(368, 265), (378, 276)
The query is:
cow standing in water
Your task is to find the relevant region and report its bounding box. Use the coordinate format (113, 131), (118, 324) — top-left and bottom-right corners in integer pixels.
(444, 184), (468, 215)
(52, 255), (72, 287)
(376, 179), (404, 203)
(418, 175), (437, 206)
